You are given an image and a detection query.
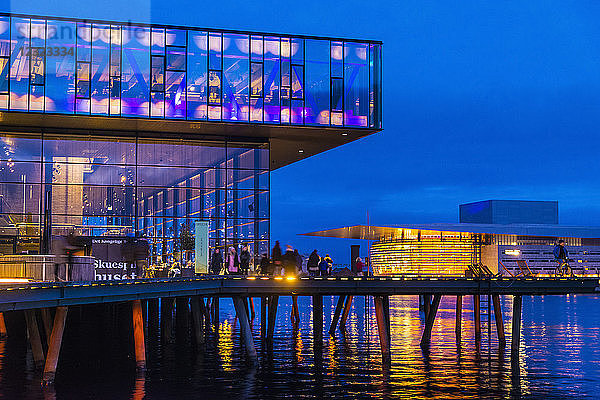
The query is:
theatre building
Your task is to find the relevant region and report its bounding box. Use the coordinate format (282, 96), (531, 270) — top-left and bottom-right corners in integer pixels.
(304, 200), (600, 277)
(0, 13), (383, 280)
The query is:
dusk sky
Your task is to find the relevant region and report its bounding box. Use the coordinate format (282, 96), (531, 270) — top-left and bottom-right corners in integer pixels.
(4, 0), (600, 263)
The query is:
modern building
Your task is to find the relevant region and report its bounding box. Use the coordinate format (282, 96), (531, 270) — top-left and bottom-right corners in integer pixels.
(303, 201), (600, 276)
(0, 12), (383, 279)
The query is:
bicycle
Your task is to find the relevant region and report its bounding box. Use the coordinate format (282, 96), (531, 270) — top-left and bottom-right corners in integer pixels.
(553, 258), (574, 277)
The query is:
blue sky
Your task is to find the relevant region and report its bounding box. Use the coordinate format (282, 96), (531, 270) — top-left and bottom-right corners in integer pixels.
(4, 0), (600, 263)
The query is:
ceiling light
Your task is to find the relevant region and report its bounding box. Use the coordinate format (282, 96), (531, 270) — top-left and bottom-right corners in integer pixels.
(298, 149), (304, 153)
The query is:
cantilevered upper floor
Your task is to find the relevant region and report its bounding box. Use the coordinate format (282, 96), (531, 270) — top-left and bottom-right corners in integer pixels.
(0, 13), (382, 169)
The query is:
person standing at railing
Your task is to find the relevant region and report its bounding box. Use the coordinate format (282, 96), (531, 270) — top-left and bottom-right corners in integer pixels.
(226, 247), (239, 275)
(293, 249), (303, 275)
(272, 241), (282, 276)
(210, 248), (223, 275)
(307, 250), (320, 277)
(240, 245), (251, 275)
(553, 240), (569, 273)
(355, 257), (365, 276)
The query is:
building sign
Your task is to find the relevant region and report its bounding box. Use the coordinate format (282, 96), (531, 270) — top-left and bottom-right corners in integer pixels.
(195, 221), (209, 274)
(92, 238), (137, 280)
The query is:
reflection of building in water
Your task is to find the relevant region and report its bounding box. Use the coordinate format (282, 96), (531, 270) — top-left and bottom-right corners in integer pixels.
(302, 200), (600, 276)
(0, 12), (383, 278)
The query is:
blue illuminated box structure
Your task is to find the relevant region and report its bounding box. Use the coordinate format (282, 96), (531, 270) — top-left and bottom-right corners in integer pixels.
(459, 200), (559, 225)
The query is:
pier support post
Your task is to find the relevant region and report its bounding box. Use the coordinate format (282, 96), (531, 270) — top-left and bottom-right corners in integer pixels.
(420, 294), (442, 347)
(212, 297), (220, 329)
(423, 294), (431, 320)
(176, 297), (189, 338)
(190, 296), (204, 345)
(25, 310), (45, 369)
(312, 295), (323, 349)
(339, 295), (353, 331)
(492, 294), (506, 346)
(132, 300), (146, 370)
(161, 298), (174, 341)
(455, 295), (462, 344)
(249, 297), (256, 321)
(374, 296), (391, 361)
(232, 297), (257, 362)
(260, 297), (267, 339)
(474, 295), (481, 343)
(291, 295), (300, 326)
(511, 295), (522, 362)
(0, 312), (6, 338)
(202, 298), (211, 327)
(267, 295), (279, 343)
(383, 295), (391, 344)
(148, 298), (159, 337)
(42, 306), (68, 385)
(40, 308), (53, 344)
(329, 295), (346, 336)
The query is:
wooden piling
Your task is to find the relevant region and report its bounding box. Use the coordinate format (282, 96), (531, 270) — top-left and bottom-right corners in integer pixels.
(42, 306), (68, 385)
(267, 295), (279, 343)
(474, 295), (481, 343)
(383, 295), (391, 344)
(492, 294), (506, 346)
(147, 298), (159, 336)
(190, 296), (204, 345)
(423, 294), (432, 319)
(24, 310), (45, 369)
(0, 312), (6, 338)
(420, 294), (442, 347)
(202, 297), (211, 327)
(249, 297), (256, 321)
(291, 295), (300, 326)
(329, 295), (346, 336)
(161, 298), (174, 341)
(455, 295), (462, 344)
(312, 295), (323, 348)
(232, 297), (258, 362)
(339, 295), (353, 331)
(511, 295), (522, 360)
(175, 297), (189, 338)
(213, 297), (220, 328)
(374, 296), (391, 361)
(132, 300), (146, 370)
(260, 297), (267, 339)
(40, 308), (53, 343)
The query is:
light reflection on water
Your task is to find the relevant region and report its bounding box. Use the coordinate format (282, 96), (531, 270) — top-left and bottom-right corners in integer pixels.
(0, 295), (599, 399)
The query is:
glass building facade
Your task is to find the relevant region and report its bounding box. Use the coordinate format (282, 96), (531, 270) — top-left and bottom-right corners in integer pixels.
(0, 131), (269, 264)
(0, 13), (382, 128)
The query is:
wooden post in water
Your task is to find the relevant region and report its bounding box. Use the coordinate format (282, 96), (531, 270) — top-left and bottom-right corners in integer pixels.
(147, 298), (159, 337)
(420, 295), (442, 347)
(213, 297), (220, 329)
(161, 298), (174, 341)
(0, 312), (6, 338)
(374, 296), (391, 361)
(511, 295), (522, 361)
(175, 297), (189, 338)
(267, 295), (279, 343)
(329, 295), (346, 336)
(455, 295), (462, 344)
(232, 297), (258, 362)
(260, 297), (267, 339)
(132, 300), (146, 370)
(339, 295), (353, 331)
(423, 294), (431, 319)
(202, 297), (211, 327)
(291, 295), (300, 326)
(383, 295), (391, 344)
(492, 294), (506, 346)
(249, 297), (256, 321)
(473, 295), (481, 343)
(24, 310), (45, 369)
(190, 296), (204, 345)
(312, 295), (323, 349)
(40, 308), (53, 344)
(42, 306), (68, 385)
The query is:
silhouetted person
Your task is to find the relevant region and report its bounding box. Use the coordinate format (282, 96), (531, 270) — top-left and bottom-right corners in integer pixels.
(307, 250), (320, 277)
(282, 245), (297, 276)
(240, 245), (251, 275)
(355, 257), (365, 276)
(227, 247), (239, 275)
(272, 241), (282, 275)
(293, 249), (303, 274)
(210, 248), (223, 275)
(259, 253), (271, 275)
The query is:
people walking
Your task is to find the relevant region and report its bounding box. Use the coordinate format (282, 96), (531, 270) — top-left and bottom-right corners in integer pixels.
(282, 245), (297, 277)
(318, 256), (329, 276)
(355, 257), (364, 276)
(226, 246), (239, 275)
(210, 248), (223, 275)
(272, 241), (282, 275)
(259, 253), (271, 275)
(240, 245), (251, 275)
(293, 249), (303, 275)
(324, 254), (333, 275)
(307, 250), (320, 277)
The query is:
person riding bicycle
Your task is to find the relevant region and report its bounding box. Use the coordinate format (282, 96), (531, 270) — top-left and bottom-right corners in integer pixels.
(553, 240), (570, 274)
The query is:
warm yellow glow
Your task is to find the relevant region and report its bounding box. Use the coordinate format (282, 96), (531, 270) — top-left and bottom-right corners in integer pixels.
(505, 249), (521, 256)
(0, 278), (31, 283)
(274, 276), (283, 280)
(285, 276), (296, 281)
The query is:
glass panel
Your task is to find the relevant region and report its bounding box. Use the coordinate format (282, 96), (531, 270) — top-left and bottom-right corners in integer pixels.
(223, 33), (249, 122)
(151, 56), (164, 91)
(166, 29), (185, 47)
(109, 26), (121, 115)
(166, 47), (185, 71)
(165, 70), (185, 118)
(227, 142), (269, 170)
(151, 28), (165, 55)
(91, 24), (110, 115)
(331, 41), (343, 78)
(10, 17), (30, 111)
(331, 77), (343, 112)
(187, 31), (207, 120)
(291, 99), (303, 125)
(76, 62), (90, 98)
(291, 38), (303, 64)
(250, 97), (262, 122)
(43, 163), (134, 186)
(208, 70), (221, 106)
(0, 58), (8, 94)
(150, 91), (164, 118)
(0, 133), (41, 161)
(344, 42), (369, 127)
(291, 64), (303, 99)
(0, 161), (41, 183)
(305, 39), (330, 125)
(0, 17), (9, 57)
(251, 36), (262, 62)
(49, 185), (135, 216)
(263, 36), (280, 123)
(137, 166), (222, 188)
(369, 43), (382, 129)
(250, 62), (262, 97)
(29, 84), (44, 111)
(44, 20), (76, 114)
(0, 183), (41, 214)
(137, 138), (226, 167)
(209, 32), (221, 70)
(121, 26), (150, 117)
(43, 135), (136, 165)
(76, 23), (91, 62)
